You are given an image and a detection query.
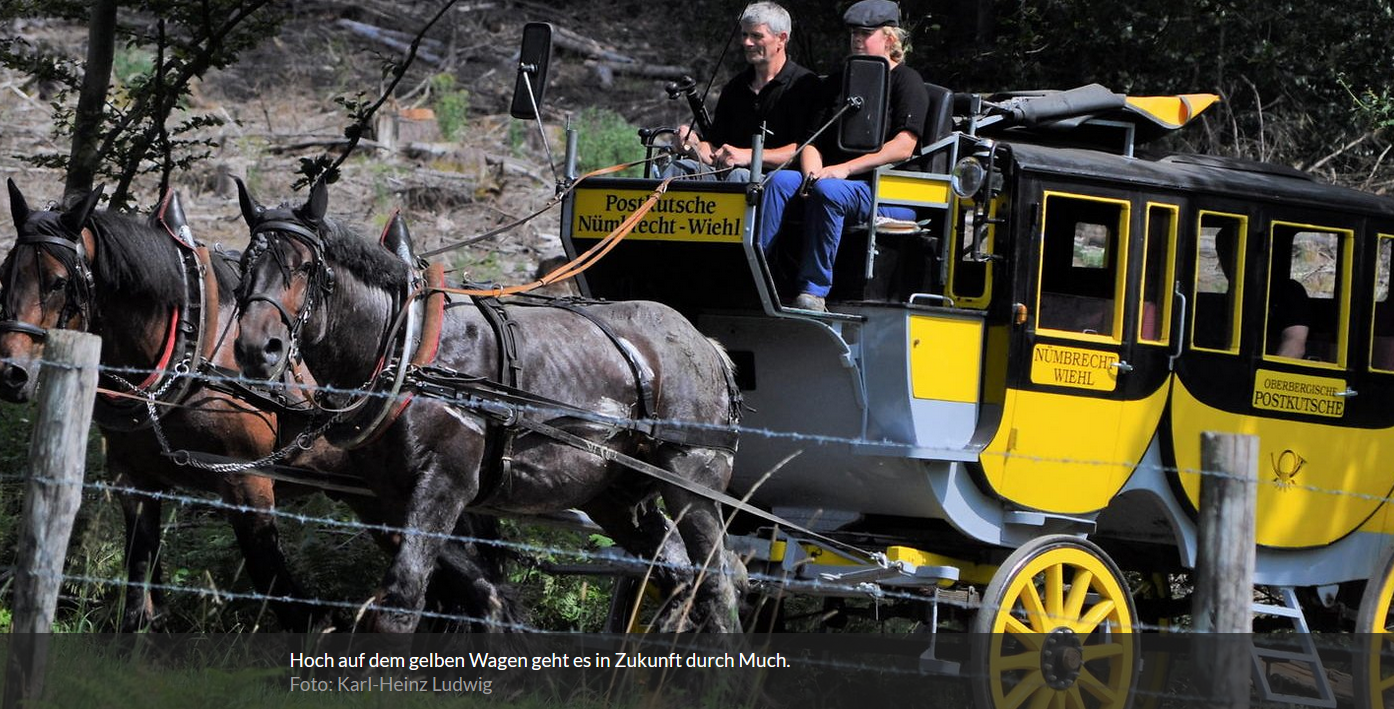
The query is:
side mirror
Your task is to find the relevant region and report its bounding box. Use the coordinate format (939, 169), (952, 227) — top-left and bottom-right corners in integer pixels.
(837, 55), (889, 153)
(510, 22), (553, 120)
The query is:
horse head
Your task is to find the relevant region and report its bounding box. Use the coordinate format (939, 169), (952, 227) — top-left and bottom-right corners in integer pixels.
(233, 177), (335, 381)
(0, 179), (102, 401)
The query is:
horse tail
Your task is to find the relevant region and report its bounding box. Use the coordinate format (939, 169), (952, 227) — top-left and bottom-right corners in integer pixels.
(707, 336), (744, 426)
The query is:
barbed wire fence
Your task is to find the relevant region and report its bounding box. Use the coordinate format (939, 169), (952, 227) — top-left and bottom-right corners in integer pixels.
(0, 344), (1390, 706)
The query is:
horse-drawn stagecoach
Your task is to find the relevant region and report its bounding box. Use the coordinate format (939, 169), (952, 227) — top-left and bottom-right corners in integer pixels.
(9, 17), (1394, 709)
(527, 20), (1394, 707)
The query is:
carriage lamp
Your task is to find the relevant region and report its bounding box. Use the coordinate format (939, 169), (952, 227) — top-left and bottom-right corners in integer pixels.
(951, 156), (986, 199)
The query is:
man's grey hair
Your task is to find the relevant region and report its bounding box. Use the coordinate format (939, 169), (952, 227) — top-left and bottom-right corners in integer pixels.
(742, 2), (791, 37)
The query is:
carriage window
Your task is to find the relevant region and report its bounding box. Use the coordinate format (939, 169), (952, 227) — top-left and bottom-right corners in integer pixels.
(949, 197), (1000, 309)
(1266, 223), (1349, 365)
(1139, 204), (1178, 345)
(1191, 212), (1247, 353)
(1373, 236), (1394, 371)
(1035, 193), (1130, 340)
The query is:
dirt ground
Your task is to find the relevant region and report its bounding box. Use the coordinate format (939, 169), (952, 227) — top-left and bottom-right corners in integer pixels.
(0, 0), (719, 282)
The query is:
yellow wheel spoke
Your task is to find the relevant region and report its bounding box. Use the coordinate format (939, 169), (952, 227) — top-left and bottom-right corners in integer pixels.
(1065, 686), (1087, 709)
(1077, 598), (1119, 634)
(1005, 613), (1034, 637)
(1081, 642), (1125, 662)
(1076, 667), (1121, 706)
(1003, 619), (1045, 652)
(1046, 564), (1065, 625)
(1020, 581), (1050, 632)
(1002, 674), (1048, 709)
(1378, 671), (1394, 693)
(997, 650), (1044, 672)
(1024, 681), (1055, 709)
(1064, 569), (1093, 621)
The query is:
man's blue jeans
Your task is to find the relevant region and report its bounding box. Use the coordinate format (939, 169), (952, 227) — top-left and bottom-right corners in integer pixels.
(759, 170), (914, 297)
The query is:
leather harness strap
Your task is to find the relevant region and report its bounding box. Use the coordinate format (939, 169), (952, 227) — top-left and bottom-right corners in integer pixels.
(549, 302), (657, 422)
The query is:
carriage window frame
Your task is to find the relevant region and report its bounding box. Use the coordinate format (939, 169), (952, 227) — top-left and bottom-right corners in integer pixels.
(1190, 211), (1248, 355)
(946, 194), (1002, 310)
(1033, 191), (1131, 344)
(1138, 202), (1179, 346)
(1372, 234), (1394, 372)
(1262, 221), (1352, 369)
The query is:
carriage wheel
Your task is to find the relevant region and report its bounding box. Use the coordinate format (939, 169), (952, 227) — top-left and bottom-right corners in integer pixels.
(971, 535), (1138, 709)
(1355, 547), (1394, 709)
(605, 576), (669, 633)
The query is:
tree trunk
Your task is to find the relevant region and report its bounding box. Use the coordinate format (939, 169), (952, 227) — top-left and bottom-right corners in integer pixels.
(63, 0), (118, 203)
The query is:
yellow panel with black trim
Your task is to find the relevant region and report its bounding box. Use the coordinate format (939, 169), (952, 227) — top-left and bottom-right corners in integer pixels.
(570, 188), (746, 243)
(909, 315), (982, 402)
(1171, 377), (1394, 548)
(877, 172), (952, 207)
(980, 384), (1168, 514)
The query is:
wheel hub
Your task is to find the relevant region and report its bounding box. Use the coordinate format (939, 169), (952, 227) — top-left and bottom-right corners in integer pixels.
(1040, 627), (1084, 689)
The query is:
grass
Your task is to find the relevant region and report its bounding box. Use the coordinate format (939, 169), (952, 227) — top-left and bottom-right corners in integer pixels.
(0, 397), (615, 635)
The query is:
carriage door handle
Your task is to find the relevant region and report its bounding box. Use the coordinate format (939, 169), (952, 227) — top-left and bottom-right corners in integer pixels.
(1112, 361), (1134, 373)
(1336, 388), (1358, 398)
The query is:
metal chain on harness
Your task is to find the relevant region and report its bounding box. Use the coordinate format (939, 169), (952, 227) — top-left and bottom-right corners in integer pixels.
(169, 415), (340, 474)
(104, 356), (339, 474)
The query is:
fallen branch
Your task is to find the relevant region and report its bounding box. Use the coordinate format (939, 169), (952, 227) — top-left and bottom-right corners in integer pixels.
(270, 136), (391, 154)
(552, 25), (636, 64)
(586, 59), (694, 81)
(337, 18), (444, 64)
(1307, 132), (1371, 172)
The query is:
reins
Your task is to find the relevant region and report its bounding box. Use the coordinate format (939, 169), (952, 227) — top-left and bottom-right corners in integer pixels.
(435, 173), (679, 298)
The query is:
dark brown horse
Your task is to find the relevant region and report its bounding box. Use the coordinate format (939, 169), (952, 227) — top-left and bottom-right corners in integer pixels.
(0, 179), (515, 632)
(232, 180), (744, 632)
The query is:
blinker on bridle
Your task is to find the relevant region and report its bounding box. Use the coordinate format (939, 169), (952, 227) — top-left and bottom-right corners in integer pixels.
(0, 223), (96, 342)
(241, 214), (336, 359)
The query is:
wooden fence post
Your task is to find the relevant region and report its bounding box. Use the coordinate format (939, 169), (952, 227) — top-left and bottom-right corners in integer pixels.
(1193, 431), (1258, 708)
(3, 330), (102, 709)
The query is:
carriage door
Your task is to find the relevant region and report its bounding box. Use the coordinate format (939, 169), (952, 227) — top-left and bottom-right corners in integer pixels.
(983, 191), (1139, 514)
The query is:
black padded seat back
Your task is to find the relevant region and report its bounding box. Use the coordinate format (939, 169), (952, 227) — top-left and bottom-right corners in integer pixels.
(911, 83), (954, 172)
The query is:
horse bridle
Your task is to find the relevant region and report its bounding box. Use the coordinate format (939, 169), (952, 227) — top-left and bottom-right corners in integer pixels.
(239, 215), (336, 362)
(0, 221), (95, 341)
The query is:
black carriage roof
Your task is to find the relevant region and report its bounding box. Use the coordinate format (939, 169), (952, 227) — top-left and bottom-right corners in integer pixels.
(1003, 141), (1394, 218)
(963, 85), (1394, 218)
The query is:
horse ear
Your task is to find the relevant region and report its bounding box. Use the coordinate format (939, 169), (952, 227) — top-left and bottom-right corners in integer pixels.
(235, 177), (264, 227)
(300, 179), (329, 224)
(8, 178), (30, 230)
(380, 211), (417, 264)
(60, 184), (103, 235)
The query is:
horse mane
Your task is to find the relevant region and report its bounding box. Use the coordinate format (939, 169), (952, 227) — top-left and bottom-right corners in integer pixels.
(316, 217), (410, 293)
(87, 210), (237, 305)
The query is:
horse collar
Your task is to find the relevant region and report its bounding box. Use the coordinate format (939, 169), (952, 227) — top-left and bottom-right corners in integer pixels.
(93, 209), (219, 432)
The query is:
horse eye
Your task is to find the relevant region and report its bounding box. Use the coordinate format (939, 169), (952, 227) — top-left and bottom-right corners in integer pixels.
(48, 276), (68, 293)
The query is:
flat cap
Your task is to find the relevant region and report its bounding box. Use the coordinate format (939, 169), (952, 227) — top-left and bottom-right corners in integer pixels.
(843, 0), (900, 28)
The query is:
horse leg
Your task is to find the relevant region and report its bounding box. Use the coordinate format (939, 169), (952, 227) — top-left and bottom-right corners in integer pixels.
(583, 492), (698, 632)
(221, 475), (322, 631)
(424, 514), (519, 632)
(115, 470), (166, 632)
(342, 490), (516, 633)
(366, 450), (476, 633)
(655, 446), (742, 632)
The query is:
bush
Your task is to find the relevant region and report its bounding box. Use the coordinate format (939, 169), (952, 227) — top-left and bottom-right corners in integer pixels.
(431, 73), (470, 141)
(575, 107), (644, 177)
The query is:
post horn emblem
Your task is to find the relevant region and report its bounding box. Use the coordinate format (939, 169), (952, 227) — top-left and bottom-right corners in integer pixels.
(1271, 449), (1306, 491)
